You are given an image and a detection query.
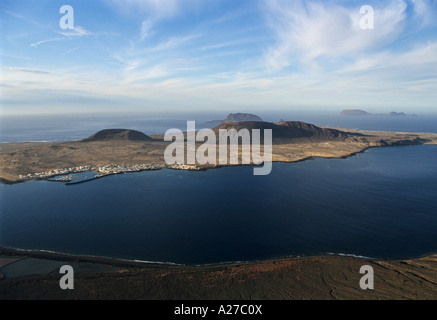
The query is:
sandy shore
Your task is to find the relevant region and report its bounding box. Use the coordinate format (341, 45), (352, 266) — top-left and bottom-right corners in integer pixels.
(1, 247), (437, 300)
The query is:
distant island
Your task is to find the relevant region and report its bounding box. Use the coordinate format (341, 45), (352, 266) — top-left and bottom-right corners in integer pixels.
(341, 110), (371, 116)
(208, 113), (263, 124)
(341, 109), (416, 117)
(1, 118), (437, 184)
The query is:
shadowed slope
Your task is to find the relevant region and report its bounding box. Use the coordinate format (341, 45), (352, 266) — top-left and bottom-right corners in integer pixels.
(82, 129), (152, 142)
(213, 121), (348, 141)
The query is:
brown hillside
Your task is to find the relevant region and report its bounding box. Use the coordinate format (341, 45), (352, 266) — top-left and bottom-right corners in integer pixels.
(213, 121), (348, 141)
(82, 129), (152, 142)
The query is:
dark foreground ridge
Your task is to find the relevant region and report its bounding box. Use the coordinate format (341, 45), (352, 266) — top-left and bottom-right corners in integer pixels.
(82, 129), (152, 142)
(1, 247), (437, 300)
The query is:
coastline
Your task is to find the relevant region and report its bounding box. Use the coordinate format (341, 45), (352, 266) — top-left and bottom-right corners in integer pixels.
(2, 127), (437, 299)
(1, 134), (436, 185)
(3, 245), (437, 267)
(2, 246), (437, 300)
(0, 246), (183, 268)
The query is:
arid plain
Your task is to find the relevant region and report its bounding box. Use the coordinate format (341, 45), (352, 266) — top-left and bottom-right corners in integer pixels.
(1, 121), (437, 299)
(1, 121), (437, 183)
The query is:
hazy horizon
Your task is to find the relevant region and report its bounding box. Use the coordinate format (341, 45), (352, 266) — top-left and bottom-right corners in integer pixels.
(2, 108), (437, 118)
(2, 109), (437, 144)
(1, 0), (437, 116)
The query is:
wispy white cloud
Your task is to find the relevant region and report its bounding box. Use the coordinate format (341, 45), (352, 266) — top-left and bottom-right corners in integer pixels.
(149, 34), (200, 51)
(0, 53), (31, 61)
(263, 0), (408, 70)
(337, 42), (437, 85)
(57, 26), (93, 37)
(62, 47), (80, 56)
(107, 0), (199, 41)
(3, 1), (437, 115)
(107, 0), (184, 17)
(30, 37), (66, 48)
(31, 26), (93, 47)
(3, 45), (437, 114)
(107, 0), (204, 19)
(199, 37), (259, 51)
(121, 64), (170, 84)
(2, 9), (46, 28)
(140, 20), (154, 41)
(1, 66), (52, 75)
(411, 0), (437, 26)
(111, 32), (201, 86)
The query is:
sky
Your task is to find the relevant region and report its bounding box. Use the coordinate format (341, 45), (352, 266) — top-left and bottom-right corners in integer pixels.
(1, 0), (437, 116)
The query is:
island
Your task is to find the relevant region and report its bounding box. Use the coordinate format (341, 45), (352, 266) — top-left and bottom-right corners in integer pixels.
(208, 112), (264, 124)
(341, 109), (414, 116)
(341, 109), (371, 116)
(1, 121), (437, 184)
(2, 120), (437, 300)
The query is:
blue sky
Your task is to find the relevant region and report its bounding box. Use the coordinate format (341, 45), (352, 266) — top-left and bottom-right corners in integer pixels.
(1, 0), (437, 115)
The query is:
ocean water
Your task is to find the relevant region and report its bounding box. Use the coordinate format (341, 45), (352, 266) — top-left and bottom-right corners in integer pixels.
(0, 114), (217, 143)
(1, 112), (437, 143)
(1, 145), (436, 265)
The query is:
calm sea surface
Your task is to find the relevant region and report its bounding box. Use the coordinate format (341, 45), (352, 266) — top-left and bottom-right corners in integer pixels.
(1, 112), (437, 142)
(1, 145), (436, 265)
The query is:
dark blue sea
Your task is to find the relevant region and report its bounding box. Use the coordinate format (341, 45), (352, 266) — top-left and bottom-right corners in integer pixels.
(1, 145), (437, 265)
